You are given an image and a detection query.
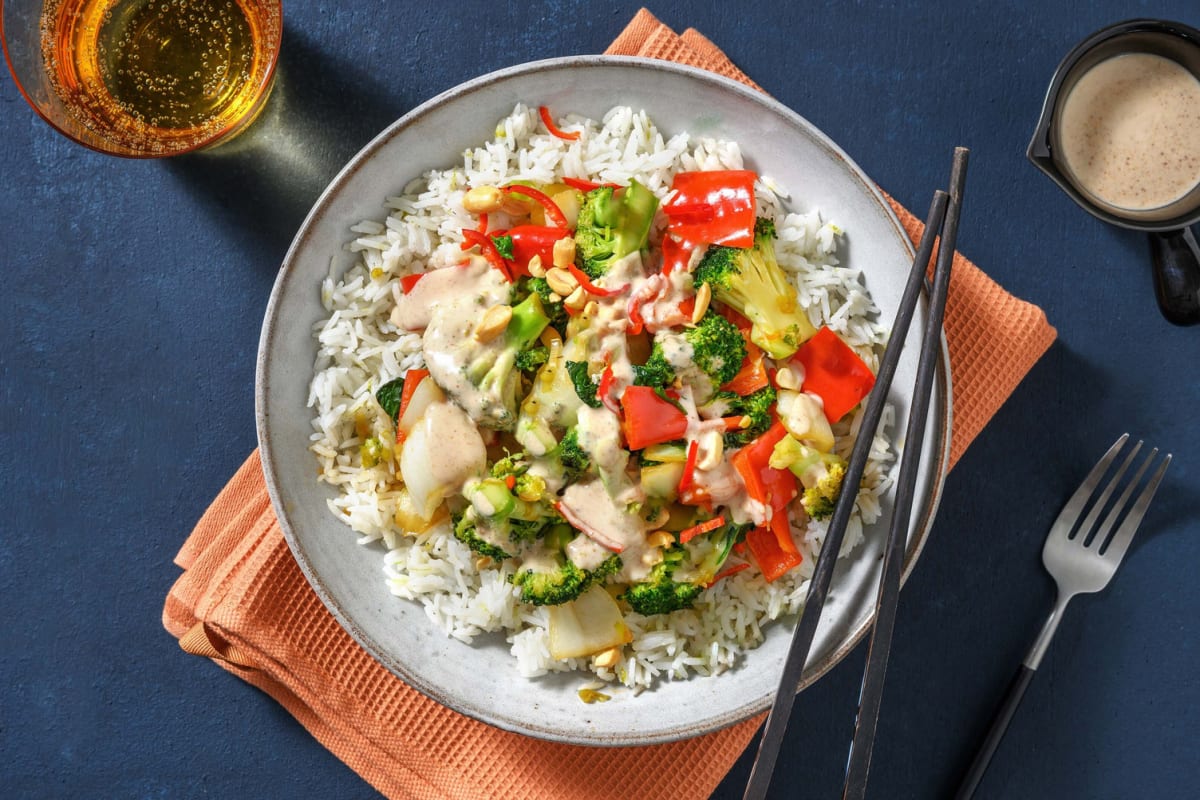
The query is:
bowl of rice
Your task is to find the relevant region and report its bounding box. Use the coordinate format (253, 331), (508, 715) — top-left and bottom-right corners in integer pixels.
(256, 56), (951, 745)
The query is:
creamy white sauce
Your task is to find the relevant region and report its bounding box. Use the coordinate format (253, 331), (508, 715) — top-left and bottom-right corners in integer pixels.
(1060, 52), (1200, 210)
(559, 478), (648, 556)
(391, 261), (514, 426)
(422, 401), (488, 490)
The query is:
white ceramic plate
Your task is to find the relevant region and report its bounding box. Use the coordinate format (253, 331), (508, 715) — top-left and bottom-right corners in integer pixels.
(256, 56), (951, 746)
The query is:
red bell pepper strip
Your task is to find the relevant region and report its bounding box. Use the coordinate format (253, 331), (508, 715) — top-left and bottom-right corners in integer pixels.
(677, 440), (701, 495)
(503, 184), (569, 229)
(660, 233), (694, 276)
(461, 228), (512, 281)
(792, 326), (877, 423)
(721, 336), (769, 396)
(662, 170), (757, 248)
(619, 385), (689, 450)
(679, 515), (725, 544)
(538, 105), (581, 141)
(745, 522), (802, 582)
(506, 225), (569, 276)
(566, 263), (627, 297)
(731, 421), (798, 515)
(721, 415), (748, 431)
(706, 561), (750, 586)
(399, 273), (425, 294)
(394, 368), (431, 443)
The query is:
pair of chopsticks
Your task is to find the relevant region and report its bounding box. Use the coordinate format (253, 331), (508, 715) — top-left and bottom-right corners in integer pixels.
(744, 147), (970, 800)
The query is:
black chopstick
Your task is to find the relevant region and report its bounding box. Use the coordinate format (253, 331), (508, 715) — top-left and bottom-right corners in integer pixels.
(842, 147), (969, 800)
(742, 181), (953, 800)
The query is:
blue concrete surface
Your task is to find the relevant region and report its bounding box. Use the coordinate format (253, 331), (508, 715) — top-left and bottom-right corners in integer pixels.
(2, 2), (1197, 798)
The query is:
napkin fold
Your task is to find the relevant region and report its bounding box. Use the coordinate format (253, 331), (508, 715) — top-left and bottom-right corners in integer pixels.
(164, 9), (1057, 800)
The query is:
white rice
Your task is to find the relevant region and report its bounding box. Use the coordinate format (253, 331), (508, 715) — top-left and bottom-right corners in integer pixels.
(307, 104), (894, 689)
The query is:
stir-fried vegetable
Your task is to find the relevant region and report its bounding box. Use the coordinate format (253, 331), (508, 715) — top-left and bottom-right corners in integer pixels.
(379, 163), (879, 630)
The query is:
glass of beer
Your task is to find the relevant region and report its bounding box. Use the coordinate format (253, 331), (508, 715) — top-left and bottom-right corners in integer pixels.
(2, 0), (282, 157)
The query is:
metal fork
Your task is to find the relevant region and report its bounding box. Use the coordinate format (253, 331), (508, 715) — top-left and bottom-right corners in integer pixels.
(955, 433), (1172, 799)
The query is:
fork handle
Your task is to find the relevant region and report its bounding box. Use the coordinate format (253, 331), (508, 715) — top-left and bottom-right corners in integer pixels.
(955, 595), (1070, 799)
(953, 665), (1035, 799)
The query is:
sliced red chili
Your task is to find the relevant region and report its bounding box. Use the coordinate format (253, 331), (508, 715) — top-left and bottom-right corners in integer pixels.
(706, 562), (750, 586)
(677, 440), (701, 495)
(597, 360), (619, 414)
(461, 228), (512, 281)
(679, 514), (725, 544)
(562, 176), (620, 192)
(539, 105), (581, 141)
(504, 475), (516, 490)
(567, 263), (627, 297)
(503, 184), (569, 229)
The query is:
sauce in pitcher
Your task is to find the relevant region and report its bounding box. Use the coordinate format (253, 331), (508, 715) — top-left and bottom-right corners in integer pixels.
(1059, 52), (1200, 211)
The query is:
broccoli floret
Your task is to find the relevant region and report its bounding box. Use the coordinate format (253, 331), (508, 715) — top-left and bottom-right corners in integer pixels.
(515, 346), (548, 373)
(632, 345), (674, 389)
(621, 546), (703, 616)
(686, 311), (747, 386)
(769, 435), (849, 520)
(722, 385), (777, 448)
(513, 560), (590, 605)
(453, 510), (513, 561)
(554, 427), (592, 482)
(693, 218), (816, 359)
(574, 180), (659, 278)
(511, 542), (622, 606)
(522, 276), (568, 331)
(463, 292), (551, 429)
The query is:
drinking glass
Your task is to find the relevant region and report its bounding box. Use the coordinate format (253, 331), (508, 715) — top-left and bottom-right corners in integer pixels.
(1, 0), (282, 157)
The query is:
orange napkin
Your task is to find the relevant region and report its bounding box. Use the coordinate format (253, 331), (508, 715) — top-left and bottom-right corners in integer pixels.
(164, 9), (1057, 800)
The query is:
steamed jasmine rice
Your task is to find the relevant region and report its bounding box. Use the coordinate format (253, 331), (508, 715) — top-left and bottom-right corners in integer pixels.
(307, 104), (894, 690)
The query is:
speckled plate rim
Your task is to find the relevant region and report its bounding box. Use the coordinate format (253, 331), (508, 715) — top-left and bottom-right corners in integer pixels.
(257, 54), (952, 746)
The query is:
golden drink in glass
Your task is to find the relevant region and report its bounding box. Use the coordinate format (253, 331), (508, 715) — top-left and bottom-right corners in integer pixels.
(3, 0), (281, 157)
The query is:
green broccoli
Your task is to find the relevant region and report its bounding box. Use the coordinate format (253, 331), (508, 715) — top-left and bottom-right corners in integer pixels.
(510, 526), (621, 605)
(515, 346), (549, 373)
(632, 312), (745, 391)
(463, 292), (551, 429)
(554, 427), (592, 483)
(720, 385), (778, 448)
(632, 345), (674, 389)
(522, 276), (568, 331)
(693, 218), (817, 359)
(574, 180), (659, 278)
(769, 434), (849, 520)
(685, 311), (747, 386)
(453, 509), (513, 561)
(621, 546), (704, 616)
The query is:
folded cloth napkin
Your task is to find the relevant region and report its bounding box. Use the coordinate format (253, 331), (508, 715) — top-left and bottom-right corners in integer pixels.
(163, 9), (1057, 800)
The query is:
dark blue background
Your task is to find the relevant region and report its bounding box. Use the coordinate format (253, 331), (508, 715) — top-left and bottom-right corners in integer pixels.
(2, 2), (1197, 798)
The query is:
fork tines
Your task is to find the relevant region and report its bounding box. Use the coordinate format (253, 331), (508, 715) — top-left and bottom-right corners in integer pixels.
(1063, 434), (1172, 560)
